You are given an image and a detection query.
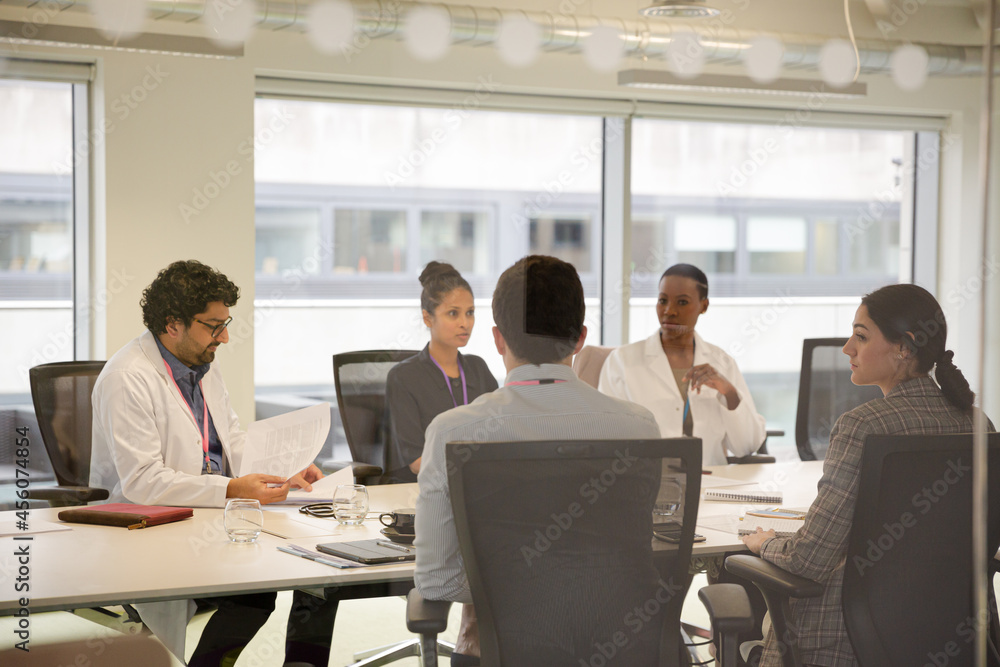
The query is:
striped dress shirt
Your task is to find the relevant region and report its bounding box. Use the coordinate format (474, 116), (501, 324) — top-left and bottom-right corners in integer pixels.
(759, 376), (986, 667)
(413, 362), (661, 604)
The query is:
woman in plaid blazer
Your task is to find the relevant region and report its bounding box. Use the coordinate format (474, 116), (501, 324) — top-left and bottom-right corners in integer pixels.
(743, 284), (983, 667)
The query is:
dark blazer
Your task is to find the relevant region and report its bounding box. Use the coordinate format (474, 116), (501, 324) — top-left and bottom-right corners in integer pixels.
(385, 344), (499, 482)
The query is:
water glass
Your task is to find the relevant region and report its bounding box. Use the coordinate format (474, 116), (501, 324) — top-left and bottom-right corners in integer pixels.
(224, 498), (263, 543)
(333, 484), (369, 525)
(654, 478), (684, 517)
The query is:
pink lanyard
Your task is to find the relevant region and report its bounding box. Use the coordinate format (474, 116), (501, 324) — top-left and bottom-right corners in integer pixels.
(430, 355), (468, 408)
(163, 360), (210, 472)
(506, 379), (568, 386)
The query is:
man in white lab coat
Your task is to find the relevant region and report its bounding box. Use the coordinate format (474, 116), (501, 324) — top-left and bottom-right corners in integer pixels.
(91, 259), (337, 667)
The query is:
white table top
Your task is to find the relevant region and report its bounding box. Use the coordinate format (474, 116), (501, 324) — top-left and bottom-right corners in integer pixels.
(0, 462), (825, 614)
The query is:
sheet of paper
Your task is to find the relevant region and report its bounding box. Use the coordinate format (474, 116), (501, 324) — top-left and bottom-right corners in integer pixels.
(700, 475), (756, 489)
(0, 519), (72, 537)
(283, 466), (355, 503)
(260, 511), (340, 539)
(239, 403), (331, 478)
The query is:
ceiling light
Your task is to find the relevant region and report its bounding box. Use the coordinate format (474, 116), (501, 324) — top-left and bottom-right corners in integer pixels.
(640, 0), (721, 19)
(618, 69), (867, 98)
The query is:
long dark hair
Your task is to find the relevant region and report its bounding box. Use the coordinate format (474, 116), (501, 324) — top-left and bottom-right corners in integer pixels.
(861, 284), (974, 411)
(419, 261), (472, 315)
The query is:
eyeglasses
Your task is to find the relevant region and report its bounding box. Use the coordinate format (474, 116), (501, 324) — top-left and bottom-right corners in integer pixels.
(194, 316), (233, 338)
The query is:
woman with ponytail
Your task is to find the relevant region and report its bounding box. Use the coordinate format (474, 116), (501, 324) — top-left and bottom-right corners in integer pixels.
(384, 262), (498, 483)
(742, 284), (992, 667)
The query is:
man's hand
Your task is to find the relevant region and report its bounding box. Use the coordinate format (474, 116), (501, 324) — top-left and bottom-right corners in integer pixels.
(740, 526), (776, 554)
(226, 474), (289, 505)
(287, 464), (324, 492)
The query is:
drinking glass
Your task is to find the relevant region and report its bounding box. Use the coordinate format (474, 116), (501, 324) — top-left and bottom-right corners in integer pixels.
(333, 484), (369, 525)
(224, 498), (263, 542)
(654, 478), (684, 517)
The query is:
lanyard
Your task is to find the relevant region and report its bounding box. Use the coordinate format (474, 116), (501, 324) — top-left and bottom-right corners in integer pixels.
(506, 379), (568, 386)
(682, 339), (696, 433)
(430, 355), (468, 408)
(163, 360), (211, 472)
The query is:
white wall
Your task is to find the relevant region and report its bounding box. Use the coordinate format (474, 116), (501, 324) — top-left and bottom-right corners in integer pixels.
(1, 0), (995, 422)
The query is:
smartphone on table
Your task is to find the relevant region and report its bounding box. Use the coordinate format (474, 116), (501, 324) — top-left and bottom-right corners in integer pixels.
(653, 520), (706, 544)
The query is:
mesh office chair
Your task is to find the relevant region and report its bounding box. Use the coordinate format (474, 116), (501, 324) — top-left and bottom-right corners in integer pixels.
(725, 432), (1000, 667)
(332, 350), (419, 485)
(333, 349), (455, 667)
(28, 361), (110, 507)
(407, 437), (751, 667)
(794, 338), (881, 461)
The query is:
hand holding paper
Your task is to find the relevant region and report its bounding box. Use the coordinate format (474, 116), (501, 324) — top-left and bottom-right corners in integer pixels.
(238, 404), (331, 478)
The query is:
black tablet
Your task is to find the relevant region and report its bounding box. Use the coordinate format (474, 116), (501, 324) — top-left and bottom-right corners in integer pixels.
(316, 539), (416, 564)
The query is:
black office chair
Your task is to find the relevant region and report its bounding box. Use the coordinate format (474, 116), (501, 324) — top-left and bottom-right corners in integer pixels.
(332, 349), (419, 485)
(794, 338), (881, 461)
(28, 361), (110, 507)
(333, 349), (455, 667)
(724, 432), (1000, 667)
(406, 437), (753, 666)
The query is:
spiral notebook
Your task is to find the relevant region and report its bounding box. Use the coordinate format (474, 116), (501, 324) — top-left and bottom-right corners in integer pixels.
(704, 487), (783, 504)
(737, 515), (803, 538)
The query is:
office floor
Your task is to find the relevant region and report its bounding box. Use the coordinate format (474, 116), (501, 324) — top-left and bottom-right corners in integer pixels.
(0, 580), (718, 666)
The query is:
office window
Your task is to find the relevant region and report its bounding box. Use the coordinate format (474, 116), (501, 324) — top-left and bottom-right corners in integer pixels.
(335, 209), (408, 274)
(675, 215), (737, 273)
(255, 206), (324, 275)
(630, 118), (915, 462)
(0, 74), (88, 493)
(420, 210), (489, 274)
(253, 98), (602, 401)
(529, 214), (593, 271)
(747, 216), (807, 274)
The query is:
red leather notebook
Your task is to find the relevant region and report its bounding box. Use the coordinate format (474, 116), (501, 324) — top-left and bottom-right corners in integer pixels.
(58, 504), (194, 530)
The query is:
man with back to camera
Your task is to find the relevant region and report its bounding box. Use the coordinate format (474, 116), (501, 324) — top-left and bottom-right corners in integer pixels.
(90, 259), (338, 667)
(413, 255), (662, 666)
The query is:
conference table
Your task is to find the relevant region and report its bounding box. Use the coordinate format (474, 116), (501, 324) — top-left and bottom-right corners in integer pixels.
(0, 460), (825, 616)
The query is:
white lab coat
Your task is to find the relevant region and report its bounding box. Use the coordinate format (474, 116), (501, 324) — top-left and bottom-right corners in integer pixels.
(598, 331), (766, 466)
(90, 330), (247, 662)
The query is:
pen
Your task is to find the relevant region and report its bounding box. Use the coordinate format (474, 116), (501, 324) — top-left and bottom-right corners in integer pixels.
(376, 540), (414, 554)
(277, 545), (351, 568)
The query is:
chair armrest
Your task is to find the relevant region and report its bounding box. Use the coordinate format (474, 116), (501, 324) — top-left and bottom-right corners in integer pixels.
(406, 589), (451, 635)
(698, 583), (754, 634)
(318, 460), (383, 481)
(725, 554), (823, 599)
(30, 486), (109, 507)
(726, 454), (777, 465)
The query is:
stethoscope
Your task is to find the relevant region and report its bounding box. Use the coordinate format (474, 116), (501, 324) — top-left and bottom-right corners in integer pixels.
(298, 504), (383, 520)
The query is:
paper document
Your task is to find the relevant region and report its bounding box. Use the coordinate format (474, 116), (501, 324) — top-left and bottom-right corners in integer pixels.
(238, 403), (331, 478)
(284, 466), (355, 503)
(261, 511), (340, 539)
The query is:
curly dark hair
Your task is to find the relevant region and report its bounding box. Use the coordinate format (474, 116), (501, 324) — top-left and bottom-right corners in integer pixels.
(141, 260), (240, 335)
(492, 255), (585, 364)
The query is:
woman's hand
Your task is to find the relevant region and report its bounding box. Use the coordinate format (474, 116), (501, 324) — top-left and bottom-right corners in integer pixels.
(684, 363), (741, 409)
(741, 527), (776, 554)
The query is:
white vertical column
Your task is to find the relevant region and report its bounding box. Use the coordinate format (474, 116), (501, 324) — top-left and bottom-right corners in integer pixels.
(601, 117), (631, 346)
